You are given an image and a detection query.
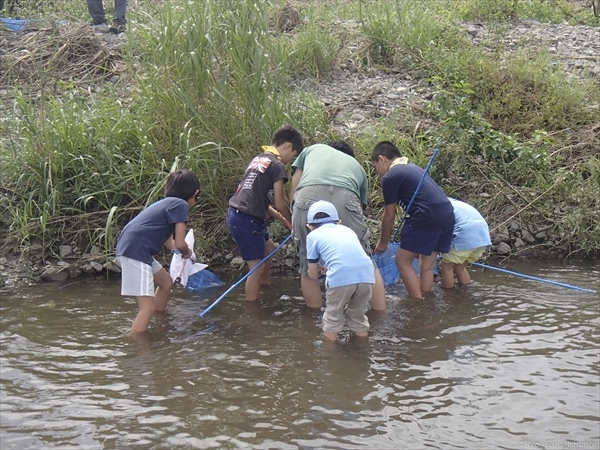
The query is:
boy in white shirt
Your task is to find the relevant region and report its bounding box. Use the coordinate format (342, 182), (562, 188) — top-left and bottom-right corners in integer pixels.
(306, 201), (375, 341)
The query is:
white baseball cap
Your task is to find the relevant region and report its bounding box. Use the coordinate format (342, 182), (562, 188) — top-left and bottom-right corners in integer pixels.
(307, 201), (339, 224)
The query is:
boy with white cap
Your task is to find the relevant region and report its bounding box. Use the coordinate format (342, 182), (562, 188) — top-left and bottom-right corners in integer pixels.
(306, 201), (375, 341)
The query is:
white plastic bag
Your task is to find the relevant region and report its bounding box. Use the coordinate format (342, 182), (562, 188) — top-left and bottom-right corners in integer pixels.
(169, 229), (208, 286)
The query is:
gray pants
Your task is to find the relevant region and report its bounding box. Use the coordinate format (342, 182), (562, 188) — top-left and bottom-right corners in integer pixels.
(87, 0), (127, 24)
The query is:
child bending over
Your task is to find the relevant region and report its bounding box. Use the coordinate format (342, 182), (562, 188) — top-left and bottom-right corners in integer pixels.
(306, 201), (375, 342)
(116, 169), (200, 333)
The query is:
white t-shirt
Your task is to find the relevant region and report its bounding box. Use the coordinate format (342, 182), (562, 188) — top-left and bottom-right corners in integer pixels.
(306, 223), (375, 288)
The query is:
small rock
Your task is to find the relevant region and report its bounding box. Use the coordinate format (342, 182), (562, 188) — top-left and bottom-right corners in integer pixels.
(106, 261), (121, 273)
(90, 246), (100, 255)
(496, 242), (512, 255)
(82, 264), (95, 274)
(59, 245), (72, 258)
(522, 230), (536, 243)
(231, 257), (244, 267)
(0, 257), (7, 265)
(350, 113), (365, 121)
(90, 262), (103, 272)
(514, 237), (525, 247)
(535, 231), (547, 240)
(509, 221), (520, 233)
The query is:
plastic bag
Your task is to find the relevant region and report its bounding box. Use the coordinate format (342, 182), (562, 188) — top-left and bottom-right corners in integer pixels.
(170, 229), (224, 290)
(373, 242), (438, 287)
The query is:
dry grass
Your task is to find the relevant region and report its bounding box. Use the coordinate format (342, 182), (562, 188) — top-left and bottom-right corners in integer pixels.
(0, 22), (119, 88)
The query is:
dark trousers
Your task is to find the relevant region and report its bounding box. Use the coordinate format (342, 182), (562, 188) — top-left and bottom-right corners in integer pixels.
(86, 0), (127, 25)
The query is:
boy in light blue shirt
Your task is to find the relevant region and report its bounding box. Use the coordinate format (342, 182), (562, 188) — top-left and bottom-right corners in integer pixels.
(306, 201), (375, 341)
(440, 198), (492, 288)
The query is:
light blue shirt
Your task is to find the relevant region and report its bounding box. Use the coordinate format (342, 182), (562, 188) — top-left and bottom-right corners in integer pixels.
(449, 198), (492, 251)
(306, 223), (375, 288)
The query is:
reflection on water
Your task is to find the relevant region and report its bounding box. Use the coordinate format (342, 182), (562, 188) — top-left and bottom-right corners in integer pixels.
(1, 261), (598, 449)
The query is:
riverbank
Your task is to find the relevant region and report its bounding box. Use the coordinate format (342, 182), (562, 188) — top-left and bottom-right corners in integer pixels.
(1, 2), (599, 288)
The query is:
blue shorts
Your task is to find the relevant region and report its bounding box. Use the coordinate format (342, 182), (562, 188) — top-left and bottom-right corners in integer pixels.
(400, 221), (453, 255)
(226, 207), (269, 261)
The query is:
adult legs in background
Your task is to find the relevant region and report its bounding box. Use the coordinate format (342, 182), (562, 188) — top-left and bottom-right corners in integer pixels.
(113, 0), (127, 24)
(86, 0), (106, 24)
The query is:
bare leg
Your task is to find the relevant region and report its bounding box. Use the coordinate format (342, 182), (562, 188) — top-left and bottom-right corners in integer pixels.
(301, 275), (323, 308)
(131, 296), (155, 333)
(396, 248), (422, 299)
(369, 267), (386, 311)
(259, 239), (276, 286)
(153, 268), (173, 312)
(324, 331), (338, 341)
(419, 252), (438, 293)
(454, 262), (472, 285)
(439, 261), (456, 289)
(245, 259), (265, 301)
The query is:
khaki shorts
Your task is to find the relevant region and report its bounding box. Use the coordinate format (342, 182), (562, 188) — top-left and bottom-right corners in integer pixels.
(118, 256), (163, 297)
(442, 246), (487, 265)
(292, 185), (370, 276)
(323, 283), (372, 333)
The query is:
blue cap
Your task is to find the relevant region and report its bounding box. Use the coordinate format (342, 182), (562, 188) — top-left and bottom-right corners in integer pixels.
(307, 201), (339, 224)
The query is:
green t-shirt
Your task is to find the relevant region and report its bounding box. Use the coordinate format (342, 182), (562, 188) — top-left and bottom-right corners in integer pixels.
(292, 144), (369, 205)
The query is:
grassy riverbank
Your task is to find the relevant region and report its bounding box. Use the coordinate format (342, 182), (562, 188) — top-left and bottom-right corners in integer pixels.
(1, 0), (599, 262)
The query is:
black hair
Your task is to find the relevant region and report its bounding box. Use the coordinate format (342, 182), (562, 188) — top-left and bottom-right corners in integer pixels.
(271, 125), (305, 155)
(327, 140), (355, 158)
(308, 212), (336, 228)
(164, 169), (201, 201)
(371, 141), (402, 161)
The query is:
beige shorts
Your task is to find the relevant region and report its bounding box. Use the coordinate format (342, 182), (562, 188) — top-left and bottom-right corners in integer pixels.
(292, 185), (370, 277)
(323, 283), (372, 333)
(118, 256), (163, 297)
(442, 246), (487, 265)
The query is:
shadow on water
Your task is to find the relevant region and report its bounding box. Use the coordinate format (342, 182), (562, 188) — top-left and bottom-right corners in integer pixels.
(0, 260), (598, 448)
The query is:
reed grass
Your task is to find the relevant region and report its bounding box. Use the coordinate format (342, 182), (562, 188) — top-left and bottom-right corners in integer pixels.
(1, 0), (598, 258)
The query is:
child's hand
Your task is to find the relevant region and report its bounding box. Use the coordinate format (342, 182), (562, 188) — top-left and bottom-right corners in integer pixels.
(283, 218), (292, 230)
(374, 241), (388, 254)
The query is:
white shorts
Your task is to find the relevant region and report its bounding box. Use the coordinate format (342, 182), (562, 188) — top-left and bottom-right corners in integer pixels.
(119, 256), (163, 297)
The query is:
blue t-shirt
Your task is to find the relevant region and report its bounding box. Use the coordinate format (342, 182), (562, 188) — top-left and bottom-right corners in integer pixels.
(381, 163), (454, 230)
(449, 198), (491, 251)
(306, 223), (375, 288)
(116, 197), (189, 265)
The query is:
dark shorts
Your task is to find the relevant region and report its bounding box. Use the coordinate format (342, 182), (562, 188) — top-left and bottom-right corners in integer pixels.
(226, 207), (268, 261)
(400, 221), (454, 255)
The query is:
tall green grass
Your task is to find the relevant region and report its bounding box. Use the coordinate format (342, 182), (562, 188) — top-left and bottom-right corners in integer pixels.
(1, 0), (598, 257)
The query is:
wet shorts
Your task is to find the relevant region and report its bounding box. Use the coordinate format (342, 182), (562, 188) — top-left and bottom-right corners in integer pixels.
(442, 246), (487, 265)
(119, 256), (162, 297)
(227, 207), (268, 261)
(400, 221), (454, 255)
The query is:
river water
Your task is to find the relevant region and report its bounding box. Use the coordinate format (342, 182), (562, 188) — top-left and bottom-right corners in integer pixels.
(1, 260), (598, 449)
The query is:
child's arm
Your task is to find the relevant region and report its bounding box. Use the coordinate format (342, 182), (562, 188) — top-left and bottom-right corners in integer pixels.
(307, 262), (320, 280)
(170, 222), (192, 258)
(375, 203), (396, 253)
(289, 168), (302, 206)
(272, 179), (292, 223)
(268, 206), (292, 229)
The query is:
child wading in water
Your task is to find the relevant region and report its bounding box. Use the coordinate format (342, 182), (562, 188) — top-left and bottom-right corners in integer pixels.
(116, 169), (200, 333)
(306, 201), (375, 341)
(371, 141), (455, 299)
(226, 126), (304, 301)
(440, 198), (491, 288)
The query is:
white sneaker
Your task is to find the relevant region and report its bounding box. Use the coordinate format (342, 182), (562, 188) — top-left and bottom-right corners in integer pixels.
(92, 22), (109, 33)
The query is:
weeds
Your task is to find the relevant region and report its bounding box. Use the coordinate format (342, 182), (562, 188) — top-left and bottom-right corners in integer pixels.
(1, 0), (598, 259)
